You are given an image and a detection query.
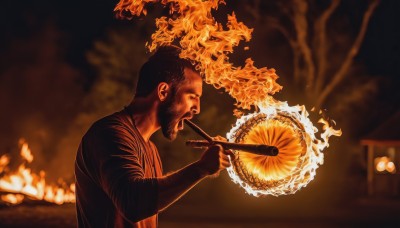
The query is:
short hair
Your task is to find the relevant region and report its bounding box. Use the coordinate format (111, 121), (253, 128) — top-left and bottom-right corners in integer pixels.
(135, 45), (198, 98)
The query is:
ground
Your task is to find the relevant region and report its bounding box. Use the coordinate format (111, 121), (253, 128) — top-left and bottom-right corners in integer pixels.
(1, 198), (399, 227)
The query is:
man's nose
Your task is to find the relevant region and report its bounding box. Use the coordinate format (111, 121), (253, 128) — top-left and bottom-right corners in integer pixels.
(192, 100), (200, 114)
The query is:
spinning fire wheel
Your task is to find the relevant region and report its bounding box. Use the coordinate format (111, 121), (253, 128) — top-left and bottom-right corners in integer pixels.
(226, 111), (313, 196)
(184, 106), (328, 197)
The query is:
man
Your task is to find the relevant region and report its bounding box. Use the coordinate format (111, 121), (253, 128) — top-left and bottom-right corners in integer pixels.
(75, 45), (232, 227)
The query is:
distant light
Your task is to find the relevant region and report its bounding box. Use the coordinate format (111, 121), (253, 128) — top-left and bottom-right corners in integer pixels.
(375, 156), (397, 174)
(386, 162), (396, 174)
(376, 160), (386, 172)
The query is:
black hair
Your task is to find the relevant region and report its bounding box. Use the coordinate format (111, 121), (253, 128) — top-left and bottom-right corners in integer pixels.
(135, 45), (198, 98)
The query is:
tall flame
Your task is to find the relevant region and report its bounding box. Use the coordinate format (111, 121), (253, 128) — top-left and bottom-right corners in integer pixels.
(114, 0), (342, 196)
(0, 140), (75, 205)
(115, 0), (282, 109)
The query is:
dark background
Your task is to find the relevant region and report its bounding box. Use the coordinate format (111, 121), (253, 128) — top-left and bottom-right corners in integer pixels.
(1, 0), (399, 227)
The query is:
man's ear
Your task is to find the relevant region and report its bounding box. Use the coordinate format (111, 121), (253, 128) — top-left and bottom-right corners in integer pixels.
(157, 82), (170, 102)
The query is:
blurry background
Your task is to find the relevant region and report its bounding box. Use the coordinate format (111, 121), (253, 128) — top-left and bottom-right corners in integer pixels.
(1, 0), (399, 227)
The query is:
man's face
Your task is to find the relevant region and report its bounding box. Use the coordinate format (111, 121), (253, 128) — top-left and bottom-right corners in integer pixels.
(159, 68), (202, 140)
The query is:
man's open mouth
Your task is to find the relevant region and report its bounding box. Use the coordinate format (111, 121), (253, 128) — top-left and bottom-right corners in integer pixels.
(177, 119), (184, 130)
(177, 114), (193, 131)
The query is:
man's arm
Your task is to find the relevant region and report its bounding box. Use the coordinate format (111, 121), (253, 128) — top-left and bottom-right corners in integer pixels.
(95, 127), (231, 223)
(157, 144), (232, 211)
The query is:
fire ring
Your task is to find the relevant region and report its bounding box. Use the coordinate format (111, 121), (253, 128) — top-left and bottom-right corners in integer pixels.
(227, 111), (312, 196)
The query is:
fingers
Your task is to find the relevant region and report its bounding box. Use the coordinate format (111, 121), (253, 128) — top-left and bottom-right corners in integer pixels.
(211, 137), (235, 161)
(220, 160), (231, 168)
(215, 145), (234, 165)
(214, 145), (231, 169)
(200, 144), (234, 175)
(213, 135), (228, 142)
(223, 149), (234, 157)
(208, 144), (223, 153)
(218, 148), (231, 169)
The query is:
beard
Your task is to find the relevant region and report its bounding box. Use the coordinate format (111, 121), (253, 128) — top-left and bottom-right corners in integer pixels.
(158, 92), (191, 141)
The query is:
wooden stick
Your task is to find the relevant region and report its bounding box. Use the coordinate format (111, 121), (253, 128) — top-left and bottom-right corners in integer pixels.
(186, 140), (278, 156)
(184, 119), (213, 142)
(184, 120), (279, 156)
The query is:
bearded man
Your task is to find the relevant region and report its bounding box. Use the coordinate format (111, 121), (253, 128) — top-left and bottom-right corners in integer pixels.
(74, 45), (232, 227)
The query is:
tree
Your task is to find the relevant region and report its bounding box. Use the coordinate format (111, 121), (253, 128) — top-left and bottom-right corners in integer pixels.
(84, 28), (148, 115)
(243, 0), (379, 109)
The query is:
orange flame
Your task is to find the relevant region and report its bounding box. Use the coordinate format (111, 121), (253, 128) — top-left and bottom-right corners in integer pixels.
(0, 140), (75, 205)
(0, 154), (10, 173)
(114, 0), (342, 196)
(115, 0), (282, 110)
(1, 194), (24, 205)
(19, 139), (33, 163)
(227, 103), (342, 196)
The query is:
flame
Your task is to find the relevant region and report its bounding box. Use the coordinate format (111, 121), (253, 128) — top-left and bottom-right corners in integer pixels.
(0, 154), (10, 173)
(114, 0), (342, 196)
(19, 139), (33, 163)
(226, 102), (342, 196)
(238, 119), (304, 181)
(0, 140), (75, 205)
(115, 0), (282, 110)
(1, 194), (24, 205)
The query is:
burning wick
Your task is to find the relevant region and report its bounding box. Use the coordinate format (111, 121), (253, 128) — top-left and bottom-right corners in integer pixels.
(184, 120), (279, 156)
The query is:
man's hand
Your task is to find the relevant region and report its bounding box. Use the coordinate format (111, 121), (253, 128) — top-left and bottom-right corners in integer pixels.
(212, 135), (228, 142)
(197, 144), (233, 176)
(157, 137), (234, 211)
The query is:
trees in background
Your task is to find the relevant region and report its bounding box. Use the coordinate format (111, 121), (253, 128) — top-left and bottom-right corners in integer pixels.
(243, 0), (379, 110)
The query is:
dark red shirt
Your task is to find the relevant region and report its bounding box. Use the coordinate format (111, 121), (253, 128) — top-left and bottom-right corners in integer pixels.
(75, 109), (163, 227)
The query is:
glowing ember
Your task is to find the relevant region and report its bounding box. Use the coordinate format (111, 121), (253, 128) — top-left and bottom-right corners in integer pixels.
(115, 0), (342, 196)
(0, 140), (75, 205)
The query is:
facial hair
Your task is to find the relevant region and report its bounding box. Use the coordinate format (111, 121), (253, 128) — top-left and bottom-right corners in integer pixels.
(158, 91), (181, 140)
